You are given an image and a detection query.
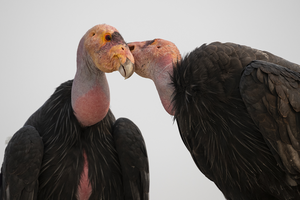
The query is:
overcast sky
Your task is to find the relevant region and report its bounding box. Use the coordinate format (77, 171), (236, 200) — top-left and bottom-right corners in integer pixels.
(0, 1), (299, 199)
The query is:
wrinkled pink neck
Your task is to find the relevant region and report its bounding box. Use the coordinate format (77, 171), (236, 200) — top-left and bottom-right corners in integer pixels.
(72, 80), (110, 127)
(152, 63), (175, 115)
(72, 38), (110, 127)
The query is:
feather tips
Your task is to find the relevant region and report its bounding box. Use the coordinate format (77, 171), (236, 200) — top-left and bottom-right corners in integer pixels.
(23, 80), (125, 199)
(241, 60), (300, 185)
(172, 42), (300, 199)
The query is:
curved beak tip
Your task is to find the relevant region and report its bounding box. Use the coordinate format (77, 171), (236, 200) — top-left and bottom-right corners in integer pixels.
(118, 58), (134, 79)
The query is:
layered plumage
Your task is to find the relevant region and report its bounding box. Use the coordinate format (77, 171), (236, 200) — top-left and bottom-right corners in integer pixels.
(1, 24), (149, 200)
(129, 40), (300, 199)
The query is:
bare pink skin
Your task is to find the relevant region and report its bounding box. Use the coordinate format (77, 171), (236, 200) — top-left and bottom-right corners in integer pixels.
(71, 24), (134, 199)
(77, 151), (92, 200)
(72, 37), (110, 127)
(72, 83), (110, 127)
(72, 24), (134, 127)
(128, 39), (181, 115)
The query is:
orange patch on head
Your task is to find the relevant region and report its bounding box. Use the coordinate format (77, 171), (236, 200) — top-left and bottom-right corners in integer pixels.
(82, 24), (134, 74)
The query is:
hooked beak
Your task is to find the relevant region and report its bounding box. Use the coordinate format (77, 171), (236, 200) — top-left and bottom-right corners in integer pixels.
(118, 58), (134, 79)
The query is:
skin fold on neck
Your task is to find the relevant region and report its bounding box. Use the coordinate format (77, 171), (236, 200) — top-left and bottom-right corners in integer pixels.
(151, 62), (175, 116)
(71, 38), (110, 127)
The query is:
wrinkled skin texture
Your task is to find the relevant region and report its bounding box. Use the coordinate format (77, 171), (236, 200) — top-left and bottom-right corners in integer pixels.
(83, 24), (134, 74)
(129, 39), (180, 115)
(72, 24), (134, 127)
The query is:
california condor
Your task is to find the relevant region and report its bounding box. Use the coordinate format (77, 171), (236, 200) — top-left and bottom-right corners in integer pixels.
(0, 24), (149, 200)
(128, 39), (300, 200)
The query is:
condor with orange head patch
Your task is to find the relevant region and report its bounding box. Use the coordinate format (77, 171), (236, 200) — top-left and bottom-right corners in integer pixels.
(73, 24), (134, 127)
(1, 24), (149, 200)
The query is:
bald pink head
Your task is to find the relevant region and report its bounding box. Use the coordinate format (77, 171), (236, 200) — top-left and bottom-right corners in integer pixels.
(128, 39), (181, 115)
(128, 39), (181, 79)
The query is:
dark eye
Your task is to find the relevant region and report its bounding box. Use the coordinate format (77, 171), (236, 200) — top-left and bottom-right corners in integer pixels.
(91, 32), (95, 36)
(105, 35), (112, 41)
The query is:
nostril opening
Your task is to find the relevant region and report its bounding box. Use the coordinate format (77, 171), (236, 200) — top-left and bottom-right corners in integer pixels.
(157, 46), (161, 49)
(121, 47), (124, 50)
(129, 45), (135, 51)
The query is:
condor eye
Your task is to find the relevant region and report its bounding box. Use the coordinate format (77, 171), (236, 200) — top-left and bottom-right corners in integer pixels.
(105, 35), (112, 41)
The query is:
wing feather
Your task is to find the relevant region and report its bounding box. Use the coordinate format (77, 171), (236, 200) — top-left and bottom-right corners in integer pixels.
(112, 118), (149, 200)
(1, 125), (43, 200)
(240, 60), (300, 181)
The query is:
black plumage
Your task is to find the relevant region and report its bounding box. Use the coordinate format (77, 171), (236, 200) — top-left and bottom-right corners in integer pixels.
(1, 80), (149, 200)
(172, 42), (300, 199)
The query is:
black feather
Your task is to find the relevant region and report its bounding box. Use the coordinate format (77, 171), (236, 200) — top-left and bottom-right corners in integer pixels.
(1, 80), (149, 200)
(172, 42), (300, 199)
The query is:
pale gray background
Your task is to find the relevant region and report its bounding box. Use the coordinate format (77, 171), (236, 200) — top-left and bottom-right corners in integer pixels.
(0, 1), (299, 199)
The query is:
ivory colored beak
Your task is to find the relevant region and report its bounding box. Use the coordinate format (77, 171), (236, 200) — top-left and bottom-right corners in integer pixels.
(118, 58), (134, 79)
